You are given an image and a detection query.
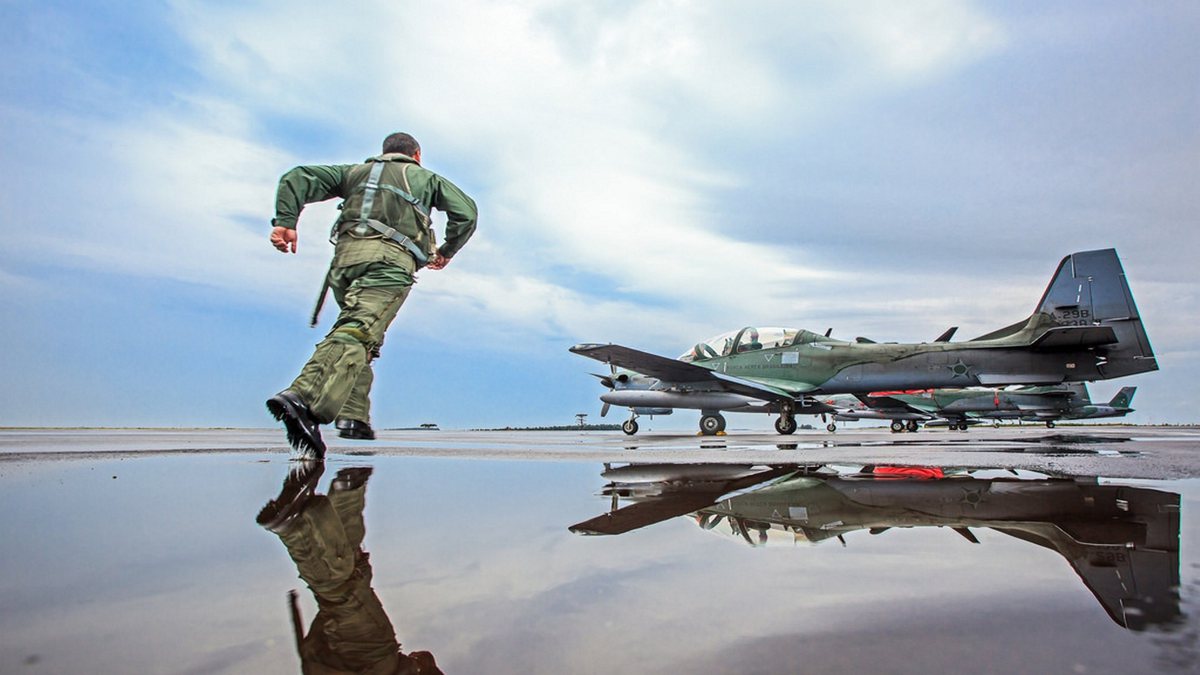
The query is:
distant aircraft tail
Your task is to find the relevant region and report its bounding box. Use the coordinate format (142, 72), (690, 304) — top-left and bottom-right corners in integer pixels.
(1029, 249), (1157, 378)
(1064, 382), (1091, 405)
(1108, 386), (1137, 409)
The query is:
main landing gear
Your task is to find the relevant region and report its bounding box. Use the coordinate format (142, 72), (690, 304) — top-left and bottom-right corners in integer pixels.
(1045, 420), (1056, 429)
(699, 412), (727, 436)
(889, 420), (922, 433)
(775, 414), (798, 435)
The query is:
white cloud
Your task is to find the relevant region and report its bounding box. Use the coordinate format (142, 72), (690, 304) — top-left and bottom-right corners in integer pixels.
(122, 0), (1005, 339)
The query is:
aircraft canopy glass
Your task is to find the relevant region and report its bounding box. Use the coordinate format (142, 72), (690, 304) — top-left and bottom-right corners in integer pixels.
(679, 326), (800, 361)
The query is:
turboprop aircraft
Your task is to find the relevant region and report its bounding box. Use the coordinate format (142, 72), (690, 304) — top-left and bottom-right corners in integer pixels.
(866, 383), (1137, 430)
(570, 249), (1156, 436)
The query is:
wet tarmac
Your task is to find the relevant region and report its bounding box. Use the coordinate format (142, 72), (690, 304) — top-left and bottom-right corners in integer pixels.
(2, 426), (1198, 673)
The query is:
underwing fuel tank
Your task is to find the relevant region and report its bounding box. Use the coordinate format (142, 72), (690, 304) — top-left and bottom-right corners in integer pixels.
(601, 390), (763, 411)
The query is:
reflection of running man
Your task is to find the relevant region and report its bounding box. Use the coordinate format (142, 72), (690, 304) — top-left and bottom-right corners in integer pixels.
(257, 464), (443, 674)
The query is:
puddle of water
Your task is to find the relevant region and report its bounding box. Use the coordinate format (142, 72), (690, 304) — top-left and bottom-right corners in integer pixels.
(0, 454), (1197, 674)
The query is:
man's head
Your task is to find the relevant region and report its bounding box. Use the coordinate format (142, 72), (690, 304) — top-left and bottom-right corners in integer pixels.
(382, 132), (421, 162)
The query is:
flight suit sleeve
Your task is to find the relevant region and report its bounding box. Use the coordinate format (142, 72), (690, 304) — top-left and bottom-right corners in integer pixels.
(428, 175), (478, 260)
(272, 164), (355, 230)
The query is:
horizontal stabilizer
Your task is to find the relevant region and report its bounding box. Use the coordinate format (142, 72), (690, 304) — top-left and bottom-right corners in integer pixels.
(1031, 325), (1118, 350)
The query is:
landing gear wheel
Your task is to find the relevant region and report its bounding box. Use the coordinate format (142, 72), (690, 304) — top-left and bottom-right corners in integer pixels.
(890, 421), (905, 433)
(1046, 420), (1055, 429)
(958, 423), (969, 432)
(622, 419), (639, 435)
(826, 422), (837, 433)
(906, 420), (919, 432)
(775, 415), (797, 435)
(993, 421), (1001, 428)
(699, 414), (725, 436)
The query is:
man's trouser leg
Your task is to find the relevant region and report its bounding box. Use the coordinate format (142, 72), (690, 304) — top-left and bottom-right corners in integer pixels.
(337, 362), (375, 425)
(290, 264), (412, 424)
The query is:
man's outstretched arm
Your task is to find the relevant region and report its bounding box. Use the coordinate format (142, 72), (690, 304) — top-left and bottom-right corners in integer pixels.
(270, 164), (353, 253)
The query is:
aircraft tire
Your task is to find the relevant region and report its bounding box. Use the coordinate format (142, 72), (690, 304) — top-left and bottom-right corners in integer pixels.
(826, 422), (837, 433)
(775, 415), (797, 435)
(1046, 420), (1055, 429)
(699, 414), (723, 436)
(622, 419), (639, 435)
(906, 420), (919, 432)
(890, 421), (904, 433)
(993, 421), (1001, 428)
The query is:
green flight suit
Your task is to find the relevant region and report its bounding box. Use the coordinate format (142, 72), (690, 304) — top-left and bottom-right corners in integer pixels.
(273, 153), (477, 424)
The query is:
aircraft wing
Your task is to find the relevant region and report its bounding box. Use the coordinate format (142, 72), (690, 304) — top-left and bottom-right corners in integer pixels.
(568, 467), (795, 535)
(570, 343), (816, 400)
(856, 393), (932, 415)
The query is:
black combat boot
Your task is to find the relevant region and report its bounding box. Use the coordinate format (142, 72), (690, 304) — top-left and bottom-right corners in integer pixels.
(255, 460), (325, 533)
(335, 418), (376, 440)
(267, 390), (327, 459)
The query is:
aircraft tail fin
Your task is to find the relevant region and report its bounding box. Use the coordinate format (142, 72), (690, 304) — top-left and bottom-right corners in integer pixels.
(1108, 386), (1137, 409)
(1031, 249), (1157, 378)
(1065, 382), (1091, 405)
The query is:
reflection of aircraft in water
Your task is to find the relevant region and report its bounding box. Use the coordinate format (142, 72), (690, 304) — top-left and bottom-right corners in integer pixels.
(256, 463), (444, 674)
(570, 463), (1181, 631)
(571, 249), (1156, 436)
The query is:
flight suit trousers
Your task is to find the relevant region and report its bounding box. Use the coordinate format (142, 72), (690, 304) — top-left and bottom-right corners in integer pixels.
(290, 261), (413, 424)
(275, 488), (402, 673)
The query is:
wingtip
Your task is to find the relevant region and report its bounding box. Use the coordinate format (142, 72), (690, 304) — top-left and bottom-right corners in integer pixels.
(570, 343), (606, 353)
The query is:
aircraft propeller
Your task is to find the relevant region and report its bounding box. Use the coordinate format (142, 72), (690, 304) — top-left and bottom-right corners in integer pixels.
(590, 363), (629, 418)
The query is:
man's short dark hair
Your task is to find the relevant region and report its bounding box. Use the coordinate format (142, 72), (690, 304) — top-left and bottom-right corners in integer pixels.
(382, 132), (420, 156)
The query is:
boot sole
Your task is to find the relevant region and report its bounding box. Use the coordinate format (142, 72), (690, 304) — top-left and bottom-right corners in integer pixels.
(267, 395), (327, 459)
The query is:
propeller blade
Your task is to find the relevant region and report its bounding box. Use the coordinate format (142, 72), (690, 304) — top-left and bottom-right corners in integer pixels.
(953, 527), (980, 544)
(601, 402), (611, 417)
(589, 373), (615, 389)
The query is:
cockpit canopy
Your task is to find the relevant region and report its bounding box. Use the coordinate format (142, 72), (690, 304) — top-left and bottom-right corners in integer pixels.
(680, 326), (828, 362)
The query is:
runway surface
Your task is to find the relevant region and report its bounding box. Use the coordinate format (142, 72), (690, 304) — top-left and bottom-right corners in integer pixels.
(2, 425), (1198, 479)
(2, 425), (1198, 673)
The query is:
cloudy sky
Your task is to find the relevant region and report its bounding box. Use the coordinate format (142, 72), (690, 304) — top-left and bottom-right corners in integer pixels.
(1, 0), (1196, 428)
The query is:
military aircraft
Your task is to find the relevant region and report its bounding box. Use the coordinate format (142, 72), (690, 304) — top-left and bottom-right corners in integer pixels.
(570, 462), (1181, 631)
(571, 249), (1156, 436)
(865, 384), (1137, 430)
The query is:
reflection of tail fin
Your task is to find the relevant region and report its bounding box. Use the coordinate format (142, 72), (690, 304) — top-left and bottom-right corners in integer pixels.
(1108, 386), (1137, 409)
(1032, 249), (1157, 378)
